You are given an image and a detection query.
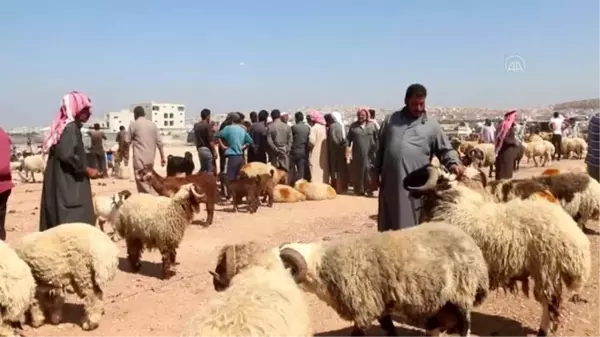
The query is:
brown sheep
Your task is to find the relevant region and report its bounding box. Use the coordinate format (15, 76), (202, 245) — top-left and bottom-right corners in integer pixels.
(228, 176), (261, 213)
(138, 167), (217, 226)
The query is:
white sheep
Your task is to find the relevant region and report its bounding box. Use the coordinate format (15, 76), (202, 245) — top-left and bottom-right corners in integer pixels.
(404, 165), (591, 336)
(293, 179), (336, 200)
(238, 162), (288, 184)
(562, 137), (587, 159)
(184, 242), (312, 337)
(524, 140), (552, 167)
(0, 241), (36, 337)
(463, 143), (495, 177)
(17, 154), (45, 183)
(273, 184), (306, 203)
(277, 222), (490, 336)
(13, 222), (119, 331)
(115, 183), (205, 279)
(92, 189), (132, 241)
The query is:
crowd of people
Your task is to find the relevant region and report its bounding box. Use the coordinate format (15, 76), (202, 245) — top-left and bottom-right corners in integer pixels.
(0, 84), (598, 241)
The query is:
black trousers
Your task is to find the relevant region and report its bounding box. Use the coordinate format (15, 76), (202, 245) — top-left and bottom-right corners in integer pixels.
(0, 189), (11, 241)
(92, 152), (108, 176)
(551, 134), (562, 160)
(290, 154), (307, 184)
(495, 145), (519, 180)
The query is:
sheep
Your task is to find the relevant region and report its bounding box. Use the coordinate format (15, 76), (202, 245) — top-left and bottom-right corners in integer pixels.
(273, 184), (306, 203)
(92, 189), (132, 240)
(184, 242), (312, 337)
(238, 162), (288, 184)
(13, 222), (119, 331)
(462, 143), (495, 177)
(561, 137), (587, 159)
(167, 151), (195, 177)
(276, 222), (489, 336)
(293, 179), (336, 200)
(0, 240), (36, 337)
(138, 167), (217, 226)
(115, 183), (205, 279)
(227, 176), (261, 213)
(524, 140), (552, 167)
(485, 171), (600, 233)
(256, 171), (275, 207)
(403, 165), (591, 336)
(17, 154), (44, 183)
(527, 134), (544, 143)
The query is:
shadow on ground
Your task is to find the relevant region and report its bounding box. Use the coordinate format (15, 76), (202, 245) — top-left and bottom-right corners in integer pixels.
(315, 311), (536, 337)
(118, 257), (163, 279)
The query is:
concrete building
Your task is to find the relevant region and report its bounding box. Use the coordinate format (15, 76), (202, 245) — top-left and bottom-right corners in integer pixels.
(104, 109), (134, 132)
(130, 101), (186, 131)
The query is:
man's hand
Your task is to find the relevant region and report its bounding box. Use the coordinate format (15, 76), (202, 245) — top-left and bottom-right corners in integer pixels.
(449, 163), (465, 178)
(86, 167), (98, 178)
(160, 158), (166, 167)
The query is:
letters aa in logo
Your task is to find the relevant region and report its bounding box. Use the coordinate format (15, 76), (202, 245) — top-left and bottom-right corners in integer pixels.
(505, 55), (526, 73)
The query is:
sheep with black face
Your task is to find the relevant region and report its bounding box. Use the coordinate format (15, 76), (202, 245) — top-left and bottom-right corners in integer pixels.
(273, 222), (490, 337)
(403, 165), (591, 337)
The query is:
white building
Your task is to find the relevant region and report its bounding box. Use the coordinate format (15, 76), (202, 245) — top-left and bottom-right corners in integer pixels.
(130, 101), (186, 131)
(104, 109), (135, 132)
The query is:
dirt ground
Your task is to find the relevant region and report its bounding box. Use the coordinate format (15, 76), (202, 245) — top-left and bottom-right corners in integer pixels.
(5, 148), (599, 336)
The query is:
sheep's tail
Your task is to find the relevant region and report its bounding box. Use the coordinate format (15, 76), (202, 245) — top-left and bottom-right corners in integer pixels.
(473, 277), (489, 306)
(90, 236), (120, 288)
(561, 241), (592, 292)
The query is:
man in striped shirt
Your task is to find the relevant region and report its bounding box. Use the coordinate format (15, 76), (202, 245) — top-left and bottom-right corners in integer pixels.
(586, 113), (599, 182)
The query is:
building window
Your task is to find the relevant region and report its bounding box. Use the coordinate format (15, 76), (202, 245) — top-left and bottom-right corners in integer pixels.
(169, 121), (174, 126)
(164, 113), (168, 119)
(169, 113), (174, 118)
(154, 112), (157, 116)
(113, 116), (118, 119)
(152, 106), (159, 111)
(177, 106), (185, 112)
(164, 121), (168, 126)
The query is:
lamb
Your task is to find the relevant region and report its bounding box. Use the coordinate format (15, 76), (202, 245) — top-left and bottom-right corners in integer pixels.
(184, 242), (312, 337)
(293, 179), (336, 200)
(462, 143), (495, 177)
(256, 171), (275, 207)
(403, 165), (591, 336)
(166, 151), (195, 177)
(13, 223), (119, 331)
(276, 222), (489, 336)
(238, 161), (288, 184)
(561, 137), (587, 159)
(138, 167), (217, 226)
(273, 184), (306, 202)
(92, 189), (132, 240)
(524, 140), (553, 167)
(485, 171), (600, 232)
(228, 176), (261, 213)
(17, 154), (45, 183)
(115, 183), (205, 279)
(0, 241), (36, 337)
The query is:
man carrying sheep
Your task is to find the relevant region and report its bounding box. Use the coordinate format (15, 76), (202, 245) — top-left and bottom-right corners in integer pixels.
(372, 83), (464, 231)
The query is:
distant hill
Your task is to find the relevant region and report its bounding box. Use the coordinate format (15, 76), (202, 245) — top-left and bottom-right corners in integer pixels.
(552, 99), (599, 110)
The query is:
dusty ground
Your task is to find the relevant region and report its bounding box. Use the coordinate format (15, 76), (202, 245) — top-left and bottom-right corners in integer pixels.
(5, 147), (599, 336)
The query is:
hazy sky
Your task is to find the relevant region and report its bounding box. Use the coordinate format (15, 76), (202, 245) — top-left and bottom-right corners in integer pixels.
(1, 0), (598, 127)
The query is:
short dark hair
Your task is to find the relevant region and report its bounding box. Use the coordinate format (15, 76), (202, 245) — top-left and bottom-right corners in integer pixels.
(404, 83), (427, 104)
(249, 111), (258, 123)
(200, 108), (211, 120)
(324, 113), (334, 124)
(231, 114), (243, 124)
(271, 109), (281, 120)
(295, 111), (304, 123)
(133, 106), (145, 119)
(368, 109), (376, 119)
(93, 123), (100, 130)
(258, 110), (269, 122)
(553, 112), (560, 118)
(119, 125), (125, 131)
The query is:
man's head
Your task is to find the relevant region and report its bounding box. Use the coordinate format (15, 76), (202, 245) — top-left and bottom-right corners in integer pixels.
(357, 109), (368, 123)
(133, 106), (145, 120)
(484, 119), (491, 126)
(250, 111), (258, 123)
(553, 112), (560, 118)
(232, 113), (243, 124)
(295, 111), (304, 123)
(258, 110), (269, 122)
(281, 112), (289, 123)
(238, 112), (245, 121)
(119, 125), (125, 131)
(271, 109), (281, 120)
(93, 123), (100, 130)
(404, 83), (427, 116)
(324, 113), (334, 126)
(200, 108), (211, 121)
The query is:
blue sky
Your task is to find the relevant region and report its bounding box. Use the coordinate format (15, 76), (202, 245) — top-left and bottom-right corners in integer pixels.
(1, 0), (598, 127)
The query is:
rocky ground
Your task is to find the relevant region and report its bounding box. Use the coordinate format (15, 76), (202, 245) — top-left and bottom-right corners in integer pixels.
(4, 150), (598, 336)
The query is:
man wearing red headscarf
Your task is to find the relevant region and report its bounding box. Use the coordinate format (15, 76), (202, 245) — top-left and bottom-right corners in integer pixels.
(0, 128), (13, 240)
(494, 110), (520, 179)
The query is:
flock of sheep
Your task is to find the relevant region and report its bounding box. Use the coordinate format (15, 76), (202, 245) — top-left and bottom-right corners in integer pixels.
(1, 141), (597, 337)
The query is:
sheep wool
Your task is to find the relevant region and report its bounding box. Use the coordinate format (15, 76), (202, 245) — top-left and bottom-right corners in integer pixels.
(273, 184), (306, 202)
(239, 162), (287, 184)
(14, 222), (119, 331)
(19, 154), (45, 182)
(0, 240), (36, 337)
(293, 179), (336, 200)
(279, 222), (489, 336)
(184, 243), (311, 337)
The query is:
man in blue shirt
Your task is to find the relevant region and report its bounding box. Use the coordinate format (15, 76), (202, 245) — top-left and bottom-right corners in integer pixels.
(216, 113), (253, 190)
(586, 113), (599, 182)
